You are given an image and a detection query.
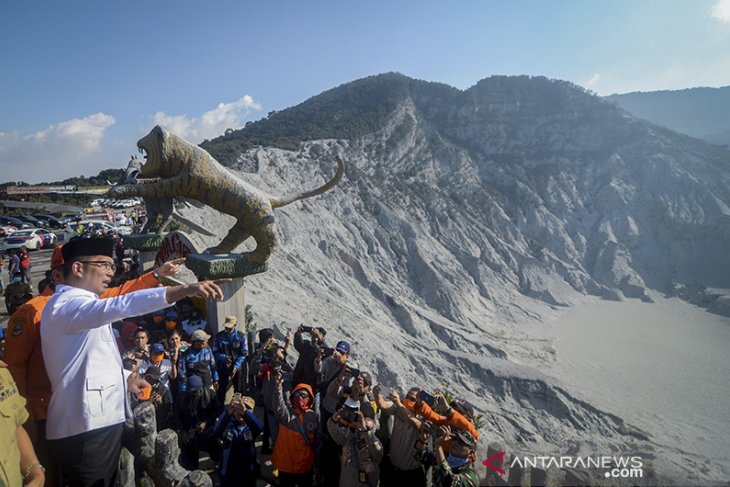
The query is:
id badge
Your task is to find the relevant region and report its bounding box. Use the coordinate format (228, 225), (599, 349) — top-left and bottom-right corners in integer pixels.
(359, 471), (367, 483)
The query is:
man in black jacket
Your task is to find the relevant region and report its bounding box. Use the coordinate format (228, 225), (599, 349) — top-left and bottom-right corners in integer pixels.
(292, 325), (328, 390)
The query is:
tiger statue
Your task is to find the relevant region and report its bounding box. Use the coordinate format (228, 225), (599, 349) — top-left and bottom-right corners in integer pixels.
(107, 125), (344, 263)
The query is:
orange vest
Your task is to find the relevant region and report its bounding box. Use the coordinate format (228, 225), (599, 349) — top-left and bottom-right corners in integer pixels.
(4, 273), (160, 421)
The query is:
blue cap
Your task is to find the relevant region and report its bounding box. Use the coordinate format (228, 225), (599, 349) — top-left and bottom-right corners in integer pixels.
(336, 341), (350, 354)
(165, 310), (179, 320)
(150, 343), (165, 354)
(188, 374), (204, 391)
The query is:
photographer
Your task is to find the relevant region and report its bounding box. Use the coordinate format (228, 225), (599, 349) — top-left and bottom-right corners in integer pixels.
(137, 365), (174, 431)
(137, 343), (173, 390)
(267, 372), (318, 487)
(327, 401), (384, 487)
(255, 342), (292, 453)
(177, 374), (221, 470)
(414, 425), (478, 487)
(316, 341), (354, 486)
(212, 315), (248, 402)
(213, 394), (262, 487)
(327, 369), (377, 422)
(292, 325), (328, 390)
(374, 387), (426, 484)
(316, 341), (353, 424)
(411, 392), (480, 446)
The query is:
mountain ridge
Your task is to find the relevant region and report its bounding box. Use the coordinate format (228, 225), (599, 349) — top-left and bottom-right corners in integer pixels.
(187, 73), (730, 482)
(606, 85), (730, 147)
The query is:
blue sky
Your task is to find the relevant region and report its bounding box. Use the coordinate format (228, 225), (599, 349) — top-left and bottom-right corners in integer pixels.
(2, 0), (730, 183)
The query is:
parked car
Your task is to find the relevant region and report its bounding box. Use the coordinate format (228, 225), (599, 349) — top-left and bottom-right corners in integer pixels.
(57, 214), (80, 225)
(2, 228), (57, 252)
(62, 220), (131, 241)
(0, 216), (32, 229)
(33, 214), (64, 229)
(0, 225), (18, 238)
(16, 215), (47, 228)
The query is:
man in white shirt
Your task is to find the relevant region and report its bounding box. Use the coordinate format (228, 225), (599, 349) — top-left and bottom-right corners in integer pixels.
(41, 238), (224, 486)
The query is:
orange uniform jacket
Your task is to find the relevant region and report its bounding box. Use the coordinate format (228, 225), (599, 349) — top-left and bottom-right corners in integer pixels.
(413, 401), (481, 448)
(270, 383), (318, 474)
(4, 273), (160, 421)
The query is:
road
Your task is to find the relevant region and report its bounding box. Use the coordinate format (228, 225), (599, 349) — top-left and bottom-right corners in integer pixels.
(1, 247), (55, 327)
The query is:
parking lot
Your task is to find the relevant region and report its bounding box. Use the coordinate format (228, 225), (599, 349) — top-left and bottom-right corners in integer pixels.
(1, 246), (55, 326)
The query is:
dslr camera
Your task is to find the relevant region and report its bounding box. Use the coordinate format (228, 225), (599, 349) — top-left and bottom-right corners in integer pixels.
(338, 404), (360, 428)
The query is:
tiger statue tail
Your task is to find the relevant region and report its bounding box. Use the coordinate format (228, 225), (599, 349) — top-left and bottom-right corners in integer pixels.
(269, 156), (345, 209)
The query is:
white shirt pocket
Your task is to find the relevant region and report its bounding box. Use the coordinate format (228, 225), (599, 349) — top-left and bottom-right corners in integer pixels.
(86, 376), (118, 417)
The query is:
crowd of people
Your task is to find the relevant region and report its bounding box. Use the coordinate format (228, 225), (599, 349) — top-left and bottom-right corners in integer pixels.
(0, 235), (483, 487)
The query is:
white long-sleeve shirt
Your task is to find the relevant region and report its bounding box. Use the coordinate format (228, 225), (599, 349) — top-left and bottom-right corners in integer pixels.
(41, 284), (169, 439)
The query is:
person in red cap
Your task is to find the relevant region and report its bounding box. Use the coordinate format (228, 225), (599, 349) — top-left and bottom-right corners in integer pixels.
(3, 244), (186, 487)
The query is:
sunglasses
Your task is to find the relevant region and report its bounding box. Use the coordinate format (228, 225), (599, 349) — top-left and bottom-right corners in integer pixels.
(292, 390), (311, 399)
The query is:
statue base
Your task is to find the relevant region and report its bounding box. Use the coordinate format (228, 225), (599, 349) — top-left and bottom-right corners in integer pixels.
(184, 253), (267, 279)
(185, 254), (267, 333)
(121, 234), (267, 333)
(121, 233), (167, 272)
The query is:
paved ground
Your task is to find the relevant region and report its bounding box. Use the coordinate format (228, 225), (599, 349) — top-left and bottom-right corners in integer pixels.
(1, 246), (55, 325)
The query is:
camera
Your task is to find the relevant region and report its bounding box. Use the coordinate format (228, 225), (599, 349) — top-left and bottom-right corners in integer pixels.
(339, 404), (359, 428)
(300, 325), (313, 332)
(345, 365), (360, 378)
(418, 390), (436, 408)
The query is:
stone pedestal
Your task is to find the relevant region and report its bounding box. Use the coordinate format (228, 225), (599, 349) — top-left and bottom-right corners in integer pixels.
(122, 233), (267, 334)
(121, 233), (167, 272)
(185, 253), (266, 334)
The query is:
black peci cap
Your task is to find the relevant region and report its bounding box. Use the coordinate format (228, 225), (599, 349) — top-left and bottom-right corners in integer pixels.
(62, 237), (114, 262)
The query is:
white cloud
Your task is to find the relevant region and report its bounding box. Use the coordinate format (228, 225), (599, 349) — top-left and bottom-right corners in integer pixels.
(0, 113), (115, 183)
(586, 73), (601, 88)
(711, 0), (730, 22)
(150, 95), (262, 142)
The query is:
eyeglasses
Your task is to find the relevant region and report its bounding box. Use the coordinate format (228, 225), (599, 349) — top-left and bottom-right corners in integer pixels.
(79, 260), (116, 271)
(292, 390), (311, 399)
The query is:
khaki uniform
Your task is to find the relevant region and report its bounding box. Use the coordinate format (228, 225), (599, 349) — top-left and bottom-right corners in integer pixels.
(0, 366), (28, 487)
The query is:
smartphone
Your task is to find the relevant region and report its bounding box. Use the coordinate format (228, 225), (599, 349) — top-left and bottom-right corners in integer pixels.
(137, 385), (152, 401)
(418, 390), (436, 408)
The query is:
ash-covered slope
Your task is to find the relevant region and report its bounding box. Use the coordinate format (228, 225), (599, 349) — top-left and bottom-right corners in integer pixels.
(189, 74), (730, 482)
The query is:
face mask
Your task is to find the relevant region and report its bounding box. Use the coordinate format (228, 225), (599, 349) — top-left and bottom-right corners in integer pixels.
(292, 393), (311, 411)
(446, 454), (469, 469)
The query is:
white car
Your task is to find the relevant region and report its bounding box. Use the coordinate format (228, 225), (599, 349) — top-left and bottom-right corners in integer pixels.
(2, 228), (57, 251)
(0, 225), (18, 238)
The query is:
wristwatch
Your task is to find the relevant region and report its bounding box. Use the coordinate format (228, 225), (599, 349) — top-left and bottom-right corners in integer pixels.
(23, 463), (45, 481)
(152, 270), (160, 280)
